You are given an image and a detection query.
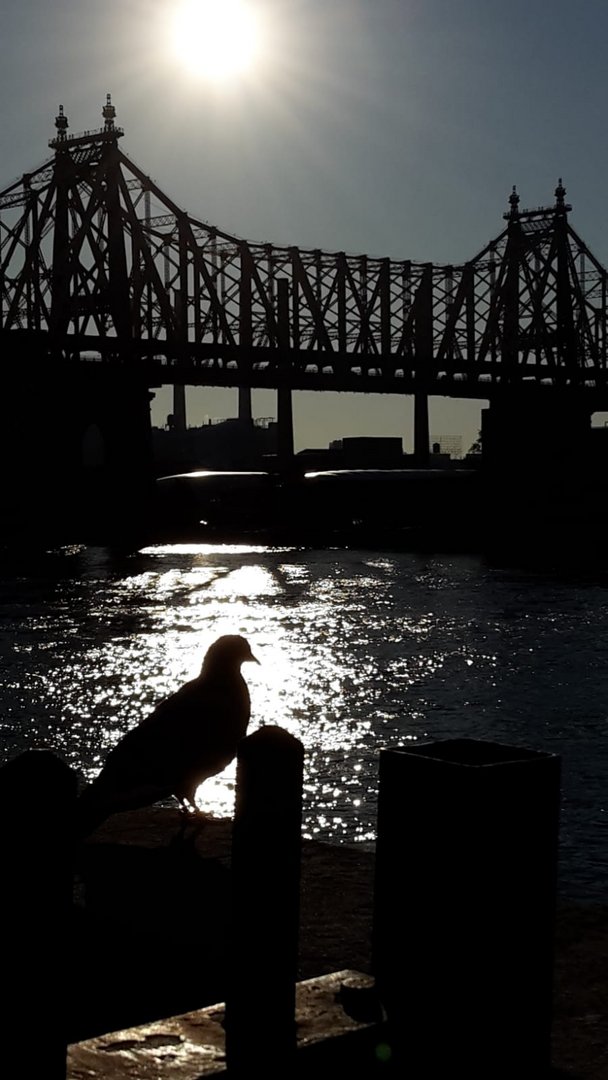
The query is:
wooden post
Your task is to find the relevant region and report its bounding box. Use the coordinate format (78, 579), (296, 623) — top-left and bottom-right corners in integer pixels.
(372, 739), (560, 1078)
(225, 726), (304, 1075)
(0, 750), (78, 1079)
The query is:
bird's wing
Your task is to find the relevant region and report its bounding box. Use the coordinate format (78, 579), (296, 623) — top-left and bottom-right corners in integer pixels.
(89, 674), (250, 799)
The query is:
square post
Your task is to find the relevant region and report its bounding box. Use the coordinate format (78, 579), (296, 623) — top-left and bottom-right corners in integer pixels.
(373, 738), (560, 1078)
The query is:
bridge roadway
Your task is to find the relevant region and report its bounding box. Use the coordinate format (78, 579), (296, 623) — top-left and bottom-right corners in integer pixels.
(5, 329), (608, 411)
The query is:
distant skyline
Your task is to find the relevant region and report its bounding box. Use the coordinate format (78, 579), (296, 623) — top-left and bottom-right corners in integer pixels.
(150, 385), (481, 456)
(2, 0), (608, 448)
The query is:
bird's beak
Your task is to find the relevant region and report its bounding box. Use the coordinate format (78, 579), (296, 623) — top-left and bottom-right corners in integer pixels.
(249, 651), (260, 665)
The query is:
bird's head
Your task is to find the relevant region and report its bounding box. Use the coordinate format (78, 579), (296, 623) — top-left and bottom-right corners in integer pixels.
(202, 635), (259, 675)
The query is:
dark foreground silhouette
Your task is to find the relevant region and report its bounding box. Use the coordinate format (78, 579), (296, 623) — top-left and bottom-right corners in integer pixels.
(76, 634), (258, 837)
(68, 811), (604, 1078)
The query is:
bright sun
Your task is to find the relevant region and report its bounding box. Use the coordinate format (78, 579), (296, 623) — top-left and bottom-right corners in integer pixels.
(172, 0), (261, 81)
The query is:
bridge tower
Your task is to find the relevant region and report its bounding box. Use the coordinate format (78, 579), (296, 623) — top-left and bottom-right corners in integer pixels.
(1, 98), (154, 542)
(481, 182), (594, 541)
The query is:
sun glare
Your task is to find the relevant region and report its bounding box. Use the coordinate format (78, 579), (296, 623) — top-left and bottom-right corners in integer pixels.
(172, 0), (261, 81)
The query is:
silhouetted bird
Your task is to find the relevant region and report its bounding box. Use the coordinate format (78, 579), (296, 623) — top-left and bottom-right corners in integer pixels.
(76, 635), (258, 837)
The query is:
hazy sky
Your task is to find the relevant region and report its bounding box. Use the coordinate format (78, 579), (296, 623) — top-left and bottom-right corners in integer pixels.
(2, 0), (608, 452)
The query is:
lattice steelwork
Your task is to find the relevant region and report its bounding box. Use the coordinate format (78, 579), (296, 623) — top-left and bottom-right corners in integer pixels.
(1, 100), (607, 397)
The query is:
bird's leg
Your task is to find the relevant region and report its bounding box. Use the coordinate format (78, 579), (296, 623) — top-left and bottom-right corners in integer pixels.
(171, 796), (209, 847)
(172, 813), (193, 847)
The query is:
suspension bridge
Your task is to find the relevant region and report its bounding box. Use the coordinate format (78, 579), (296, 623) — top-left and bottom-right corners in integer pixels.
(1, 97), (606, 536)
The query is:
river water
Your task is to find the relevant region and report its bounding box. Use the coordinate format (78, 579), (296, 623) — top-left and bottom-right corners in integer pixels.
(1, 542), (607, 901)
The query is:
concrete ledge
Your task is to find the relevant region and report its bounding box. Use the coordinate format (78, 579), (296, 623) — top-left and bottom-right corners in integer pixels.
(68, 970), (382, 1078)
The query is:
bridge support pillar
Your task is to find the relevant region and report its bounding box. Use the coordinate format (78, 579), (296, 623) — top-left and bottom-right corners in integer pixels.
(481, 390), (592, 548)
(172, 383), (186, 431)
(277, 384), (294, 472)
(2, 362), (154, 545)
(276, 279), (294, 474)
(239, 386), (253, 425)
(414, 390), (430, 466)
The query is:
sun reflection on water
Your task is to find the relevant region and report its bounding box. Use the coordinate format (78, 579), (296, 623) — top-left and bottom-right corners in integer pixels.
(76, 544), (416, 838)
(4, 544), (555, 848)
(6, 545), (608, 894)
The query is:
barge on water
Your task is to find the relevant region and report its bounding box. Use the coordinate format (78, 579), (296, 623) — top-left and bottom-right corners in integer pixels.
(152, 467), (482, 548)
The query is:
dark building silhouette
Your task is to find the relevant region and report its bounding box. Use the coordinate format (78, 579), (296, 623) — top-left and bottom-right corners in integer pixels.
(328, 436), (404, 468)
(152, 417), (278, 474)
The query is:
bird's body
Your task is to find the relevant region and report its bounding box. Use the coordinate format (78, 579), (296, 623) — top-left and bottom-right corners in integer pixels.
(76, 635), (258, 836)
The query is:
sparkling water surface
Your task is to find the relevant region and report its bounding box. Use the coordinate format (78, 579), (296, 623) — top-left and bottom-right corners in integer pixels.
(1, 543), (607, 900)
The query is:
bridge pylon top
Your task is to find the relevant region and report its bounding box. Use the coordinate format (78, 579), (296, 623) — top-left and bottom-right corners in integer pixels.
(102, 93), (117, 131)
(53, 104), (69, 143)
(506, 185), (520, 220)
(554, 177), (571, 215)
(503, 179), (572, 223)
(48, 94), (124, 151)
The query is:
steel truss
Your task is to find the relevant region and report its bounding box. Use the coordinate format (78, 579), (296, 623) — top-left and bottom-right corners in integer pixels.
(1, 103), (606, 399)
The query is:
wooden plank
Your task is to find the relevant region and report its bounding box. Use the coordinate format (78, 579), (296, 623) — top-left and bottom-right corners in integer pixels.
(67, 970), (380, 1079)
